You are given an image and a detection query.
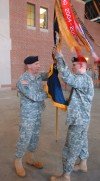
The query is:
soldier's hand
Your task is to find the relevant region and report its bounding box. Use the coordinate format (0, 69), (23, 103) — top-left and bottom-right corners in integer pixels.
(52, 46), (57, 57)
(52, 46), (62, 57)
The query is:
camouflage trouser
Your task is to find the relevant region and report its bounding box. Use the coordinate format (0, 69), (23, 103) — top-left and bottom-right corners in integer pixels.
(62, 125), (89, 174)
(15, 112), (42, 158)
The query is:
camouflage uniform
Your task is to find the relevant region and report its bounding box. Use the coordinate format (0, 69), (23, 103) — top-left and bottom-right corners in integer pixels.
(55, 53), (94, 174)
(16, 71), (48, 158)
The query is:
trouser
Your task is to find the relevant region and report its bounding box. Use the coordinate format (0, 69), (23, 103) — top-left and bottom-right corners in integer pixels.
(15, 112), (42, 158)
(62, 125), (89, 174)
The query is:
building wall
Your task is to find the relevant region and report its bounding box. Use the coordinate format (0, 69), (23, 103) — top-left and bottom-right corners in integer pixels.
(71, 0), (85, 22)
(2, 0), (100, 88)
(84, 19), (100, 58)
(85, 19), (100, 81)
(0, 0), (11, 89)
(10, 0), (87, 89)
(72, 0), (100, 70)
(10, 0), (55, 89)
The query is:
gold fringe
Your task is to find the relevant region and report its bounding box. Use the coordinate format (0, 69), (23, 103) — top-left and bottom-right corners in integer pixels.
(45, 83), (67, 111)
(76, 31), (91, 52)
(71, 4), (94, 42)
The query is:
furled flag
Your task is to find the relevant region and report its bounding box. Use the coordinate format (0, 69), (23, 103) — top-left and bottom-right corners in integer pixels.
(45, 9), (67, 111)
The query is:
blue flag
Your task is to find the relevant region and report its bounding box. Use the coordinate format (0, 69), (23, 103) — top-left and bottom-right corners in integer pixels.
(46, 63), (67, 110)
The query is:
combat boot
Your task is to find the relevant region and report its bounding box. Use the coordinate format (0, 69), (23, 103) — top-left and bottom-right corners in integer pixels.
(50, 173), (71, 181)
(14, 158), (26, 177)
(26, 151), (43, 169)
(74, 159), (87, 172)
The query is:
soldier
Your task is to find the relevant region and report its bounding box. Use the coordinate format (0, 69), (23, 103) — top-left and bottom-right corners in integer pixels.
(14, 56), (48, 177)
(51, 48), (94, 181)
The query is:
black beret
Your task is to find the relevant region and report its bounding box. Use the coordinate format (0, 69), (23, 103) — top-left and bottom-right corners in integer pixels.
(71, 57), (78, 63)
(24, 56), (38, 65)
(71, 56), (87, 63)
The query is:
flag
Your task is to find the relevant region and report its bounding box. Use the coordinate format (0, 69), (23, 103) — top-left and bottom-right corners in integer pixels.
(46, 63), (67, 110)
(45, 5), (67, 111)
(54, 0), (81, 52)
(54, 0), (99, 59)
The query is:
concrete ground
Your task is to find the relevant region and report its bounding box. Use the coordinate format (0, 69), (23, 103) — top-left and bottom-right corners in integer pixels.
(0, 88), (100, 181)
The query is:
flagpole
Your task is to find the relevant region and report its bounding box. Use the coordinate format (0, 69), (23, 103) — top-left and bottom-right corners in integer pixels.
(56, 107), (58, 142)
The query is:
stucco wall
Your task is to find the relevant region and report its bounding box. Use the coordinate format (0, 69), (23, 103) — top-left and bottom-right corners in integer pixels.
(0, 0), (11, 89)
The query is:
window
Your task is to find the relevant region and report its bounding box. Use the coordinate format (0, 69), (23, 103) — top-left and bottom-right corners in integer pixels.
(84, 0), (100, 23)
(27, 3), (35, 27)
(40, 7), (48, 29)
